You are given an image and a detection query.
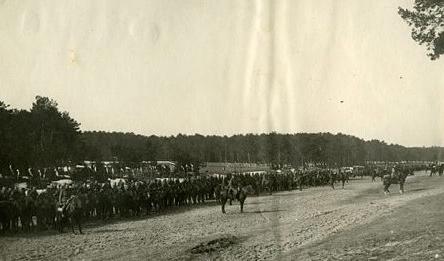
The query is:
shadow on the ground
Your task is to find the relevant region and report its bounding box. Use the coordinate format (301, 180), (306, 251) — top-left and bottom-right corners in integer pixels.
(243, 209), (286, 214)
(245, 201), (263, 205)
(408, 187), (428, 192)
(91, 227), (134, 234)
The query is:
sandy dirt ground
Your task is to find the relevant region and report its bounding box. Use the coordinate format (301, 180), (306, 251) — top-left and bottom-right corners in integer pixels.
(293, 184), (444, 261)
(1, 171), (444, 261)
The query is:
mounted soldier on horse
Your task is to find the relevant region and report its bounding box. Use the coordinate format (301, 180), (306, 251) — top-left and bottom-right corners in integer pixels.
(330, 168), (348, 189)
(56, 187), (84, 234)
(219, 174), (254, 213)
(429, 163), (443, 177)
(382, 165), (409, 195)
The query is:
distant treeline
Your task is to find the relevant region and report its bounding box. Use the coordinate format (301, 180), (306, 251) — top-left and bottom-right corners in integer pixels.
(1, 97), (443, 171)
(81, 131), (444, 167)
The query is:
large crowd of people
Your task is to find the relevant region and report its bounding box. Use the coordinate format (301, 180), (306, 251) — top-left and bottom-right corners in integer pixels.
(0, 163), (437, 234)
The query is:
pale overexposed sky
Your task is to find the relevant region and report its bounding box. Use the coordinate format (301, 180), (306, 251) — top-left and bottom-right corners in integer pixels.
(0, 0), (443, 147)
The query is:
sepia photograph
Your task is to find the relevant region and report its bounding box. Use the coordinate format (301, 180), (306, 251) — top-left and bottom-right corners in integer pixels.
(0, 0), (444, 260)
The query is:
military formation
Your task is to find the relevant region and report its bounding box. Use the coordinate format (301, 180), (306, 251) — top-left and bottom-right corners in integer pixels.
(0, 162), (438, 234)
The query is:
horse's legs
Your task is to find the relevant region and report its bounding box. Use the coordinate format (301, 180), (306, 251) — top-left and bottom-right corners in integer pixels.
(11, 217), (17, 232)
(78, 220), (83, 234)
(229, 199), (232, 206)
(70, 218), (76, 235)
(221, 198), (227, 214)
(58, 215), (64, 233)
(342, 179), (345, 189)
(240, 199), (244, 213)
(399, 182), (404, 194)
(384, 184), (390, 195)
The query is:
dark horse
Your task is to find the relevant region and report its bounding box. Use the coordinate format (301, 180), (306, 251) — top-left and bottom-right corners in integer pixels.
(383, 170), (409, 195)
(429, 165), (438, 176)
(0, 200), (20, 233)
(57, 195), (83, 234)
(220, 185), (254, 214)
(330, 170), (348, 189)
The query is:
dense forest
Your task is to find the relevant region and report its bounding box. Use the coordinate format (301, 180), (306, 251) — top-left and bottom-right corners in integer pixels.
(0, 97), (81, 170)
(1, 97), (443, 171)
(81, 131), (444, 168)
